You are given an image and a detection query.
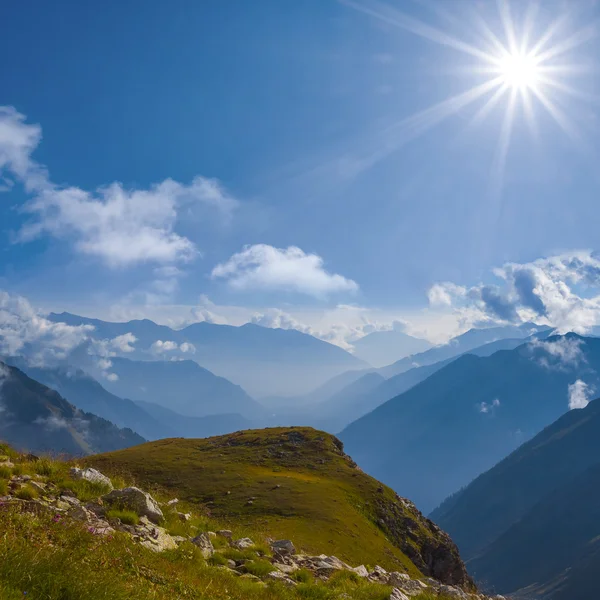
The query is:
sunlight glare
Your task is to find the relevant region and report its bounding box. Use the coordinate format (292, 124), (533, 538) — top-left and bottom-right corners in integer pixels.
(497, 52), (540, 90)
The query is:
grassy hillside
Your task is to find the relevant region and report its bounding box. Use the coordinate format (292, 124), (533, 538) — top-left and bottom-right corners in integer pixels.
(0, 442), (470, 600)
(85, 427), (471, 587)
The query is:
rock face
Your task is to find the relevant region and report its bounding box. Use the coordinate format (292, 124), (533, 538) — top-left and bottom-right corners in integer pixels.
(70, 467), (113, 490)
(102, 487), (163, 523)
(191, 532), (214, 558)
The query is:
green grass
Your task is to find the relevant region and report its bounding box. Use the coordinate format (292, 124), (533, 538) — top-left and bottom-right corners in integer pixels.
(0, 467), (11, 480)
(291, 569), (313, 584)
(0, 442), (468, 600)
(14, 485), (38, 500)
(0, 480), (8, 496)
(244, 559), (276, 578)
(34, 457), (60, 477)
(106, 509), (140, 526)
(85, 428), (450, 577)
(57, 477), (113, 502)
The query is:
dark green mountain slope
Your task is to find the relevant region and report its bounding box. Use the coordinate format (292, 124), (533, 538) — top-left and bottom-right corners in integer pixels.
(432, 395), (600, 560)
(0, 361), (143, 455)
(4, 358), (173, 441)
(341, 334), (600, 513)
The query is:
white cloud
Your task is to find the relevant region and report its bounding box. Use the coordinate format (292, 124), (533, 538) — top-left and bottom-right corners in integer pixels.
(211, 244), (358, 297)
(428, 282), (467, 307)
(34, 414), (70, 430)
(568, 380), (593, 410)
(151, 340), (179, 353)
(427, 251), (600, 334)
(0, 290), (93, 364)
(0, 106), (237, 268)
(110, 333), (137, 353)
(528, 337), (586, 371)
(479, 398), (501, 414)
(179, 342), (196, 354)
(251, 309), (314, 334)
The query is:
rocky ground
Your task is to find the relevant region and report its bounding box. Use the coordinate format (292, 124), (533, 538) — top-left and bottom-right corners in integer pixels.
(0, 456), (506, 600)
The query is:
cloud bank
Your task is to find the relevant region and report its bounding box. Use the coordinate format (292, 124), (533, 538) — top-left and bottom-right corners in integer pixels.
(428, 251), (600, 334)
(0, 106), (237, 268)
(568, 380), (593, 410)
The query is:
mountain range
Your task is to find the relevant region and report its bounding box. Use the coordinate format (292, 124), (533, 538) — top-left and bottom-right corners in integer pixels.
(432, 396), (600, 600)
(340, 333), (600, 513)
(49, 312), (367, 398)
(0, 361), (143, 455)
(350, 329), (432, 367)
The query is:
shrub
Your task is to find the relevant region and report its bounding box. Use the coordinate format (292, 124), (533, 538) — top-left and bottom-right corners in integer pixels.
(208, 552), (229, 566)
(106, 509), (139, 526)
(58, 478), (112, 502)
(243, 559), (274, 578)
(34, 457), (60, 477)
(15, 485), (38, 500)
(291, 568), (313, 583)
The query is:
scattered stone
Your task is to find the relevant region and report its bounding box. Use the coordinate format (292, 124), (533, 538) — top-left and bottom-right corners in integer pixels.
(172, 536), (188, 545)
(29, 481), (47, 495)
(273, 562), (297, 575)
(103, 487), (163, 524)
(67, 504), (94, 521)
(177, 512), (191, 522)
(231, 537), (254, 549)
(227, 559), (237, 569)
(271, 539), (296, 556)
(352, 565), (369, 578)
(207, 531), (217, 538)
(140, 527), (178, 552)
(246, 500), (254, 506)
(389, 589), (410, 600)
(191, 532), (214, 558)
(166, 498), (179, 506)
(217, 529), (232, 539)
(267, 571), (297, 587)
(70, 467), (113, 490)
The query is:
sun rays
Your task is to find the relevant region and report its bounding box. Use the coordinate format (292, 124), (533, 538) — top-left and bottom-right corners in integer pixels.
(339, 0), (596, 186)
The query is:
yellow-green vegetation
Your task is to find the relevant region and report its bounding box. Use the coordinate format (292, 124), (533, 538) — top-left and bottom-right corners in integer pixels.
(86, 427), (449, 576)
(14, 484), (39, 500)
(0, 440), (467, 600)
(0, 504), (457, 600)
(106, 508), (140, 526)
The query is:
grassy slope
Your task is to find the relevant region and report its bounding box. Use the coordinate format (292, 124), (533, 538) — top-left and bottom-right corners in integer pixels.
(85, 427), (453, 578)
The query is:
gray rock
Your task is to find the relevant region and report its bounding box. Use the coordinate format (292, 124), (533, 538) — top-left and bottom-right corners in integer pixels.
(390, 589), (410, 600)
(273, 562), (298, 575)
(267, 571), (297, 587)
(231, 537), (255, 549)
(139, 527), (178, 552)
(177, 512), (191, 522)
(352, 565), (369, 578)
(271, 539), (296, 556)
(102, 487), (163, 524)
(191, 532), (214, 558)
(217, 529), (232, 539)
(166, 498), (179, 506)
(70, 467), (113, 490)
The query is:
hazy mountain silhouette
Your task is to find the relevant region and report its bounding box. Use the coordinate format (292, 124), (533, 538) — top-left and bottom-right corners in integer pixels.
(351, 329), (432, 368)
(48, 312), (367, 397)
(0, 361), (144, 455)
(432, 397), (600, 599)
(341, 334), (600, 514)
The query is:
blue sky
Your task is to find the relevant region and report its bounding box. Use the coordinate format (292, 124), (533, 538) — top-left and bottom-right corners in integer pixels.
(2, 0), (600, 346)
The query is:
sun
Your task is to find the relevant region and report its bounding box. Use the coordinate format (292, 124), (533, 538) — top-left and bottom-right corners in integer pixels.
(496, 52), (541, 90)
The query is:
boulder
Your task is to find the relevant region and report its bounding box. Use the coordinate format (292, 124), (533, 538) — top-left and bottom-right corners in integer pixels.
(139, 527), (178, 552)
(70, 467), (113, 490)
(273, 562), (298, 575)
(102, 487), (163, 524)
(191, 532), (214, 558)
(352, 565), (369, 578)
(217, 529), (232, 539)
(271, 539), (296, 556)
(390, 589), (410, 600)
(231, 537), (255, 549)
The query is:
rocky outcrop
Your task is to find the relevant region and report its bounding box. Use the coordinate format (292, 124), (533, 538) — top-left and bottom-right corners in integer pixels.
(102, 487), (164, 523)
(70, 467), (114, 490)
